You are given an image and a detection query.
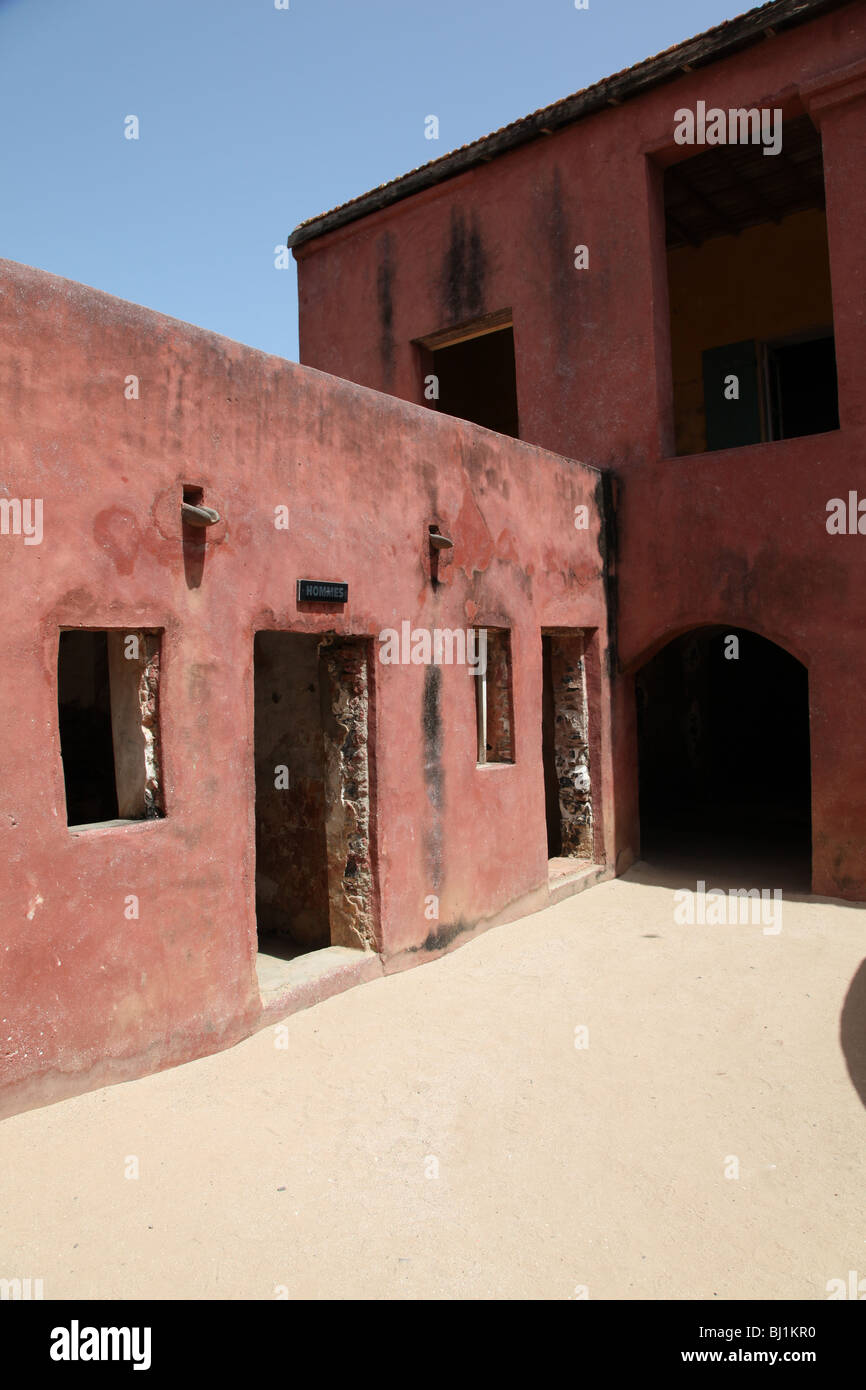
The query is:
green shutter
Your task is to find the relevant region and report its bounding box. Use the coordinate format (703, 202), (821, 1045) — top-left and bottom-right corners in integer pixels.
(702, 339), (762, 451)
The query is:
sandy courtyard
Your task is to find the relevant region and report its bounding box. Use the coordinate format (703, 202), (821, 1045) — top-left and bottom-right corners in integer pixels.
(2, 865), (865, 1301)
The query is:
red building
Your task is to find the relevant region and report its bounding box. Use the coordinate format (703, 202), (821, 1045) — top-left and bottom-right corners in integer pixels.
(0, 262), (606, 1119)
(291, 0), (866, 904)
(1, 0), (863, 1118)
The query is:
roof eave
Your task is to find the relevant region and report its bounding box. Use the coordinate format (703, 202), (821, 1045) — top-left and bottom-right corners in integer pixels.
(287, 0), (848, 251)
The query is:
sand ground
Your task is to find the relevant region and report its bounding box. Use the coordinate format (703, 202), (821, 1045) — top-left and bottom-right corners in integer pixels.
(2, 864), (865, 1301)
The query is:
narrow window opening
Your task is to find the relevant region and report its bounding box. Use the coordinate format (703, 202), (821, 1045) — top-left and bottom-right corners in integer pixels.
(58, 629), (164, 828)
(474, 628), (514, 764)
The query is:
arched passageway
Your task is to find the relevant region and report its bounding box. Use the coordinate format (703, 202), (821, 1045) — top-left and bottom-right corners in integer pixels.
(635, 626), (811, 889)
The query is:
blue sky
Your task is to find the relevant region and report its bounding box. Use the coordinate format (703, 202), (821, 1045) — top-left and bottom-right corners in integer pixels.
(0, 0), (743, 361)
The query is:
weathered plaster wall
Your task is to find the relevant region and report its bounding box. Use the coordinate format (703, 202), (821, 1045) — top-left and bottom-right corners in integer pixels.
(293, 4), (866, 898)
(0, 259), (608, 1117)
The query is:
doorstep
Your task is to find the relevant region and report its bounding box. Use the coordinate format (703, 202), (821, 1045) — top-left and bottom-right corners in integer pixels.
(547, 859), (611, 906)
(256, 944), (384, 1026)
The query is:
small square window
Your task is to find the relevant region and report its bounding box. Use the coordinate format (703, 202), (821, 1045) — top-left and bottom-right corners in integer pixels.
(474, 628), (514, 764)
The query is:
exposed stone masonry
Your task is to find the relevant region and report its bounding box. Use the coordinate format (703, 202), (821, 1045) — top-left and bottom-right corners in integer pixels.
(321, 639), (376, 950)
(550, 633), (592, 857)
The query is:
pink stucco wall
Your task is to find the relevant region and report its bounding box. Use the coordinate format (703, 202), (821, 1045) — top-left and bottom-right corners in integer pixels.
(0, 260), (608, 1117)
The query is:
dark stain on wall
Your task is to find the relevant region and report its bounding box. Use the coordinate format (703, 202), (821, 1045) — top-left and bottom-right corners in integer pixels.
(376, 231), (396, 388)
(422, 665), (444, 891)
(595, 470), (618, 679)
(547, 167), (575, 372)
(400, 916), (470, 956)
(441, 209), (486, 324)
(421, 917), (467, 953)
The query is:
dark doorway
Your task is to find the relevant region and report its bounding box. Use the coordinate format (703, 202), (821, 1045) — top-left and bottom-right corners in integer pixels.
(254, 632), (330, 957)
(253, 632), (375, 991)
(636, 627), (811, 887)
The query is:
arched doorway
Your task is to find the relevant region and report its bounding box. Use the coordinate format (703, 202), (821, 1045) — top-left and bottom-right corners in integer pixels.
(635, 626), (811, 888)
